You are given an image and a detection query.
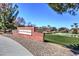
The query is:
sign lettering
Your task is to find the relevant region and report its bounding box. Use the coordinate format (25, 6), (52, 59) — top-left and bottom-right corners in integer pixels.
(18, 30), (32, 35)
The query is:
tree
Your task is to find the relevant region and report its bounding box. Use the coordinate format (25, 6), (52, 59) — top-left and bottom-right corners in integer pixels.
(27, 22), (32, 27)
(58, 27), (69, 33)
(74, 23), (78, 28)
(15, 17), (26, 27)
(47, 25), (51, 28)
(71, 28), (78, 34)
(50, 27), (57, 31)
(71, 23), (78, 29)
(48, 3), (79, 15)
(71, 25), (74, 28)
(27, 22), (36, 27)
(71, 23), (79, 34)
(0, 3), (19, 33)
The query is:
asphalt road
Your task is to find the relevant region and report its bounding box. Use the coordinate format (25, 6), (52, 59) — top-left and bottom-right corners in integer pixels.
(0, 35), (33, 56)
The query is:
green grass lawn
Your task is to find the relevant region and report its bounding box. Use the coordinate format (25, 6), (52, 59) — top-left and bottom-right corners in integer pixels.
(44, 34), (79, 46)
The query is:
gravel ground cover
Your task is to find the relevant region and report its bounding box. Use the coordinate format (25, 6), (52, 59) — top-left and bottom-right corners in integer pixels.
(3, 34), (75, 56)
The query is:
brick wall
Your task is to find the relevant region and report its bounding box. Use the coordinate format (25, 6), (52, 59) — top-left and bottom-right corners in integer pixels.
(12, 27), (44, 42)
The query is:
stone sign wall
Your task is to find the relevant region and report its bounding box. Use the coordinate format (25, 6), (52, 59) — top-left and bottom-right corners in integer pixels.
(12, 27), (44, 42)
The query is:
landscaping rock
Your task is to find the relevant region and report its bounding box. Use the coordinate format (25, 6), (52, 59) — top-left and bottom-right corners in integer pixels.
(3, 34), (75, 56)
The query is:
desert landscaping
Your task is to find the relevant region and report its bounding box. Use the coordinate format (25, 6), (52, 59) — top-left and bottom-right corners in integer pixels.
(0, 3), (79, 56)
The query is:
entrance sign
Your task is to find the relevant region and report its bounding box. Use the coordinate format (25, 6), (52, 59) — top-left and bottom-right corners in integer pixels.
(12, 27), (44, 42)
(18, 30), (32, 35)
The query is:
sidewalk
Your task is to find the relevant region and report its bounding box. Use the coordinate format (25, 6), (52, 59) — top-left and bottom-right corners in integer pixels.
(0, 35), (33, 56)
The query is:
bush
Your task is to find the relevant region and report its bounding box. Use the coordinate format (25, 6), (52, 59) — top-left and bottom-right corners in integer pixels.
(72, 28), (78, 34)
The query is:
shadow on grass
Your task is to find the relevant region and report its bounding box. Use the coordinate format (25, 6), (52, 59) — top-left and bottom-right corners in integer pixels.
(44, 40), (79, 55)
(65, 44), (79, 55)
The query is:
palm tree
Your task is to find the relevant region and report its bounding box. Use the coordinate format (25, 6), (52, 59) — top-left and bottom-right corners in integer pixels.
(74, 23), (78, 28)
(71, 23), (79, 34)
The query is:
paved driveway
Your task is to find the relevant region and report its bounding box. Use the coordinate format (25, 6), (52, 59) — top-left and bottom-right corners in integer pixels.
(0, 35), (33, 56)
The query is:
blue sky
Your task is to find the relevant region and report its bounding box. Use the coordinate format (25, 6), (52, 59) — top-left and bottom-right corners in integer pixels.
(17, 3), (79, 29)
